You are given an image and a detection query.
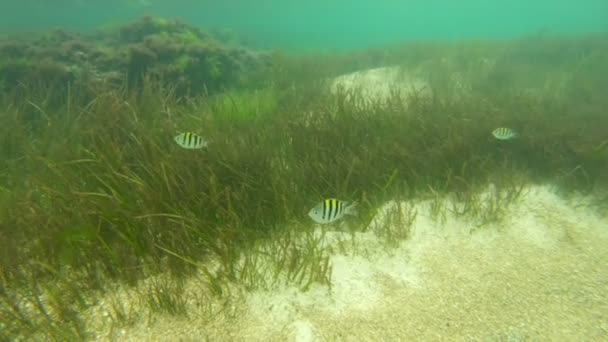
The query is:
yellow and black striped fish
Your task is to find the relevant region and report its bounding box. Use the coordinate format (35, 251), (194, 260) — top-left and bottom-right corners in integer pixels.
(174, 132), (208, 149)
(308, 198), (357, 224)
(492, 127), (518, 140)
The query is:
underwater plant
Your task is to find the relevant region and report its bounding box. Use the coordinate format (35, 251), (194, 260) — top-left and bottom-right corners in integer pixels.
(0, 16), (270, 97)
(1, 28), (607, 340)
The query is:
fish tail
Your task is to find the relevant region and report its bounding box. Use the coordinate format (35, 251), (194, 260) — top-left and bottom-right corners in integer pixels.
(345, 202), (359, 217)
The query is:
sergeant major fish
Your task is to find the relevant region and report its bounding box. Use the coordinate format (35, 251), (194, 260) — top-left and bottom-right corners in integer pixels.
(308, 199), (358, 224)
(492, 127), (518, 140)
(174, 132), (209, 149)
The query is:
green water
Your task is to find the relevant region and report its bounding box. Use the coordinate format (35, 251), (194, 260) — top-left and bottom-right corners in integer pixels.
(1, 1), (608, 340)
(1, 0), (607, 49)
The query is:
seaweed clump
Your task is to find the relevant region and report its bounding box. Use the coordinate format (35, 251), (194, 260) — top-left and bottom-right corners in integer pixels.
(0, 16), (271, 97)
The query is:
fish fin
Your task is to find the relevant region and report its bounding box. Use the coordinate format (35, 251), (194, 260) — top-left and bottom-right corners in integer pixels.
(346, 202), (359, 217)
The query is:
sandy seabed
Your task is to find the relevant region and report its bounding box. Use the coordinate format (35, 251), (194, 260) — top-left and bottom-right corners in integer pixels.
(87, 185), (608, 341)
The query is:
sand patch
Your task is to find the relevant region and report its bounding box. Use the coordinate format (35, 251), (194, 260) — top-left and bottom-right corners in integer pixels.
(86, 185), (608, 341)
(330, 66), (432, 106)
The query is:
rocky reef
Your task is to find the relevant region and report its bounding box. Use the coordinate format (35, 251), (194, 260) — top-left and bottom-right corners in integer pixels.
(0, 16), (272, 95)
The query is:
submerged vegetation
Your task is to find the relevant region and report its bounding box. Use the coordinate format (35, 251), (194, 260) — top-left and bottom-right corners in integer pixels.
(0, 16), (271, 97)
(0, 17), (607, 340)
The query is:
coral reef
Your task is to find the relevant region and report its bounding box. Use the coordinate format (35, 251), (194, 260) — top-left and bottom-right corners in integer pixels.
(0, 16), (272, 95)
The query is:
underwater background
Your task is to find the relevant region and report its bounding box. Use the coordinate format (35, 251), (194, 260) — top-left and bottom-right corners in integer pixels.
(1, 0), (608, 49)
(1, 1), (608, 341)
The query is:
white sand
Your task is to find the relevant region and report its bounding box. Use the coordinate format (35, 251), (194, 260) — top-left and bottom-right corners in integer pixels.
(86, 185), (608, 341)
(330, 66), (432, 106)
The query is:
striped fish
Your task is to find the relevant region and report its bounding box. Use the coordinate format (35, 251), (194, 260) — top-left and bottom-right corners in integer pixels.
(174, 132), (208, 149)
(492, 127), (518, 140)
(308, 198), (358, 224)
